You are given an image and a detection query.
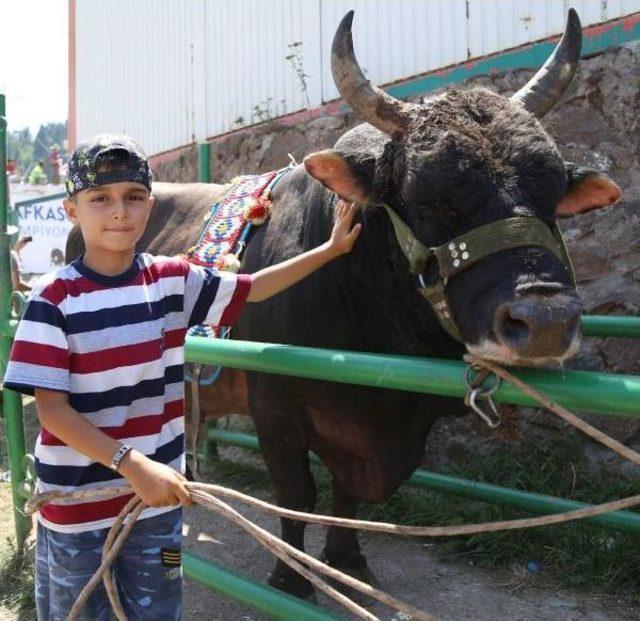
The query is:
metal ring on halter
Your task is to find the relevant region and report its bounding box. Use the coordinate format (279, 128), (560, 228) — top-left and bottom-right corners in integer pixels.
(464, 364), (502, 428)
(464, 363), (501, 397)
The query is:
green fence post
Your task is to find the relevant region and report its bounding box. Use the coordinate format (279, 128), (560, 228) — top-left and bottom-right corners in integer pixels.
(196, 142), (220, 459)
(0, 94), (30, 545)
(198, 142), (211, 184)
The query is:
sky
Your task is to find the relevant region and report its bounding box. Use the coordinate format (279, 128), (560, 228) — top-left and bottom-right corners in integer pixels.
(1, 0), (68, 134)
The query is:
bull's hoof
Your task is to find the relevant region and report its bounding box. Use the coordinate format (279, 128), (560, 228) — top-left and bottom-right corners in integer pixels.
(319, 552), (380, 605)
(268, 570), (315, 601)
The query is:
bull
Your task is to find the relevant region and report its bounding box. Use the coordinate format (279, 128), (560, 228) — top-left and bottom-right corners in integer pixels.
(67, 10), (621, 599)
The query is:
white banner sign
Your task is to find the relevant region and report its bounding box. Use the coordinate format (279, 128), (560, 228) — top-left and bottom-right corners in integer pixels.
(15, 193), (72, 274)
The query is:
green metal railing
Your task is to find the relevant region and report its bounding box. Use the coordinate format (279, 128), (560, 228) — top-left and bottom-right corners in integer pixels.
(207, 428), (640, 535)
(580, 315), (640, 338)
(183, 553), (341, 621)
(185, 337), (640, 419)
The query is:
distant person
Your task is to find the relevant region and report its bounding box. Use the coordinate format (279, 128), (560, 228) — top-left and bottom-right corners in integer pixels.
(49, 146), (61, 185)
(6, 158), (20, 183)
(28, 160), (47, 185)
(10, 235), (32, 293)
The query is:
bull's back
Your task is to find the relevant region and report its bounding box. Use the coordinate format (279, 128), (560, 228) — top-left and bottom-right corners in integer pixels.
(65, 182), (228, 261)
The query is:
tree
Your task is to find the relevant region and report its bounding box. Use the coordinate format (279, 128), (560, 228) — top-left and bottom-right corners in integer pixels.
(7, 128), (34, 177)
(7, 121), (67, 181)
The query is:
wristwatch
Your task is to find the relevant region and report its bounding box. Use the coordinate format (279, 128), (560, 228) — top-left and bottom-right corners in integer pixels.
(109, 444), (133, 472)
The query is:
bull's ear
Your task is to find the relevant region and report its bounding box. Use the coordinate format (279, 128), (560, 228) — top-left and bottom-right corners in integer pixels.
(303, 150), (371, 203)
(556, 164), (621, 217)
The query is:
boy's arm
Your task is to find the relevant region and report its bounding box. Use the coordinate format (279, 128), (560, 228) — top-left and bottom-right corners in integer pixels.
(35, 389), (191, 507)
(247, 200), (361, 303)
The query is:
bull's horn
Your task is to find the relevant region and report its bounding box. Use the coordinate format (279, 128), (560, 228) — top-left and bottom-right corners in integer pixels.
(511, 8), (582, 118)
(331, 11), (410, 139)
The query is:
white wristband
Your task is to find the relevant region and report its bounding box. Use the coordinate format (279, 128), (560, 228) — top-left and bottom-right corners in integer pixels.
(110, 444), (133, 472)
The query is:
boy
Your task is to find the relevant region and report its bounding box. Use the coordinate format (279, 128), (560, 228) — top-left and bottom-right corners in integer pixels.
(3, 134), (361, 620)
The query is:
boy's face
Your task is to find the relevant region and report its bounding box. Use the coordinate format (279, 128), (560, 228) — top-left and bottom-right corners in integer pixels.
(64, 181), (155, 255)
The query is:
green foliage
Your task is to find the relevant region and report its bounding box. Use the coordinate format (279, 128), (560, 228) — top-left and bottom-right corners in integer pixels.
(360, 437), (640, 594)
(285, 41), (310, 109)
(7, 128), (34, 177)
(0, 540), (35, 613)
(7, 121), (67, 180)
(33, 122), (67, 162)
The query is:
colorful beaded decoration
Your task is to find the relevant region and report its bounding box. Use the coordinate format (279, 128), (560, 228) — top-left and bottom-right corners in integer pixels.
(186, 167), (292, 272)
(184, 164), (293, 382)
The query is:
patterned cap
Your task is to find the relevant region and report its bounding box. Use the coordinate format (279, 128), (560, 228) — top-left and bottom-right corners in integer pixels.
(65, 134), (152, 197)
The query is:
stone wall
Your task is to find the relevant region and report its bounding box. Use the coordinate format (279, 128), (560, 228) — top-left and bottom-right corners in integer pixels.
(155, 41), (640, 475)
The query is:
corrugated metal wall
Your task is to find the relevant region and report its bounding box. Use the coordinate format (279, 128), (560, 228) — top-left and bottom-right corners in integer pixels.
(203, 0), (321, 139)
(74, 0), (640, 155)
(75, 0), (195, 155)
(466, 0), (640, 58)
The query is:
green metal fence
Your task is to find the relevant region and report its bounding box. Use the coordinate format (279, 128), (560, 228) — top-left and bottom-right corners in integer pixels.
(2, 131), (640, 619)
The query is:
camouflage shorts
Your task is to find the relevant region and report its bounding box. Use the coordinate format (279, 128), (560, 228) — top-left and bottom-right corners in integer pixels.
(35, 508), (183, 620)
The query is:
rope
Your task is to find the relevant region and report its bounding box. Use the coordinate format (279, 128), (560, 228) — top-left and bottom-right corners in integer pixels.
(190, 363), (203, 478)
(59, 486), (435, 621)
(464, 355), (640, 466)
(34, 481), (640, 621)
(24, 358), (640, 620)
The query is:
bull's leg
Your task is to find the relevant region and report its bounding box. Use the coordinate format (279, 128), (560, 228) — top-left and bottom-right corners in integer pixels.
(320, 480), (379, 588)
(250, 389), (317, 599)
(269, 474), (317, 599)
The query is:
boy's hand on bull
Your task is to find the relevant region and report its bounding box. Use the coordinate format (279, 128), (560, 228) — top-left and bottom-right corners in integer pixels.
(120, 449), (192, 508)
(247, 199), (362, 302)
(328, 200), (362, 256)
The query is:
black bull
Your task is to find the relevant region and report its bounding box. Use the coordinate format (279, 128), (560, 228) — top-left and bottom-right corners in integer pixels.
(67, 11), (621, 598)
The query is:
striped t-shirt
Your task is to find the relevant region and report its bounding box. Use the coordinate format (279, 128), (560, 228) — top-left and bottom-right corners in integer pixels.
(3, 253), (251, 533)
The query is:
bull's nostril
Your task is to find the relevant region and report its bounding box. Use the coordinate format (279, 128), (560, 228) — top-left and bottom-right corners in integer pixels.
(493, 296), (582, 359)
(501, 313), (531, 345)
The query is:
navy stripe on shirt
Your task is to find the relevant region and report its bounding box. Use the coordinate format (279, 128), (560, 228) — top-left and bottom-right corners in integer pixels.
(65, 295), (183, 335)
(69, 365), (184, 413)
(35, 434), (184, 487)
(188, 269), (222, 328)
(23, 299), (67, 330)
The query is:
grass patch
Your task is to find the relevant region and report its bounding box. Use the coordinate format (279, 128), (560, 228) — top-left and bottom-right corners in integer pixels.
(1, 396), (38, 619)
(0, 484), (35, 618)
(0, 539), (35, 614)
(206, 432), (640, 598)
(360, 436), (640, 594)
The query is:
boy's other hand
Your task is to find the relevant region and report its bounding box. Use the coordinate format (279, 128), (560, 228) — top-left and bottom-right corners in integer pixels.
(120, 449), (192, 507)
(328, 200), (362, 256)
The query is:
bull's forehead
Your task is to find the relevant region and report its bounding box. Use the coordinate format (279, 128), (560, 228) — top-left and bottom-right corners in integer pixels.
(408, 88), (552, 151)
(401, 88), (566, 217)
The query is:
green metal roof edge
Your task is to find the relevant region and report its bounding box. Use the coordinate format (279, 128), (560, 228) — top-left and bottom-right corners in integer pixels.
(386, 13), (640, 101)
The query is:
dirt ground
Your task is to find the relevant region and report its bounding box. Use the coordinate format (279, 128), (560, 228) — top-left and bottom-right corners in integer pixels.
(1, 403), (638, 621)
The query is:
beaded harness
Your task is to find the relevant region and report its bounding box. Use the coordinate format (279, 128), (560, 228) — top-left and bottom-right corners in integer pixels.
(184, 164), (294, 385)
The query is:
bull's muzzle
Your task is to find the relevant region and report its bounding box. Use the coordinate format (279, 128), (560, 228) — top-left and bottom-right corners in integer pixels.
(493, 293), (582, 360)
